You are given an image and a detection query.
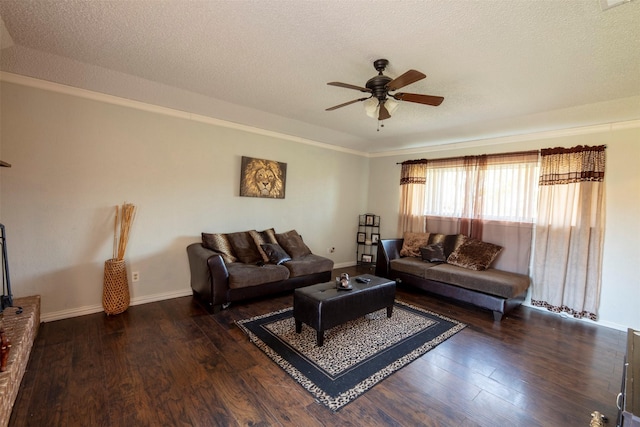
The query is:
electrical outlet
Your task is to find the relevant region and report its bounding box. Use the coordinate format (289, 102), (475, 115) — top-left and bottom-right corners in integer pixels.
(327, 247), (335, 254)
(132, 271), (140, 282)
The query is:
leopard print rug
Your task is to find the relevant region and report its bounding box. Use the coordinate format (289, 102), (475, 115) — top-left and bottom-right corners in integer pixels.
(237, 300), (466, 411)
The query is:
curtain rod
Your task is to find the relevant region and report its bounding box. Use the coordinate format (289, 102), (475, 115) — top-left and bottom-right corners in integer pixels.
(396, 149), (540, 165)
(396, 145), (607, 164)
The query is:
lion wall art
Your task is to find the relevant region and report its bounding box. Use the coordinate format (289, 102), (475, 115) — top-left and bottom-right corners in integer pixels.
(239, 156), (287, 199)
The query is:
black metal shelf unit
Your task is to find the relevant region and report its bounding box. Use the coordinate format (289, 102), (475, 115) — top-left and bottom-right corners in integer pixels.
(356, 214), (380, 267)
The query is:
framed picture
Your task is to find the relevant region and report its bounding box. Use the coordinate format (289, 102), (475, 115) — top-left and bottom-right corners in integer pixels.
(361, 254), (373, 263)
(239, 156), (287, 199)
(373, 216), (380, 227)
(371, 233), (380, 244)
(365, 214), (375, 226)
(357, 232), (366, 243)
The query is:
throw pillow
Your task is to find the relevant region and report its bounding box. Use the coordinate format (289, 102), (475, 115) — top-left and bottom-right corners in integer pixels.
(201, 233), (237, 264)
(427, 233), (445, 245)
(226, 231), (263, 264)
(442, 234), (468, 258)
(275, 229), (312, 259)
(400, 232), (430, 257)
(249, 228), (278, 263)
(425, 233), (468, 257)
(260, 243), (292, 265)
(419, 242), (447, 263)
(447, 238), (503, 271)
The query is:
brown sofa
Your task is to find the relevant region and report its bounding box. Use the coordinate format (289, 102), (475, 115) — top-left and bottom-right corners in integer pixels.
(187, 228), (333, 312)
(375, 236), (530, 321)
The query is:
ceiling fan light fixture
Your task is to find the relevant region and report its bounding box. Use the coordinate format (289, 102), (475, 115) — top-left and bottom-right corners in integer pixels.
(326, 59), (443, 125)
(364, 98), (399, 119)
(364, 97), (379, 118)
(385, 98), (399, 116)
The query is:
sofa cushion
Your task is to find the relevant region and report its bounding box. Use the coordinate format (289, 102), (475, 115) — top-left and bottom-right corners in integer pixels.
(226, 263), (290, 289)
(227, 231), (263, 264)
(399, 232), (430, 257)
(283, 254), (334, 278)
(447, 238), (502, 271)
(424, 263), (530, 299)
(390, 257), (439, 279)
(201, 233), (237, 264)
(249, 229), (278, 263)
(261, 243), (292, 265)
(420, 242), (447, 263)
(276, 230), (312, 259)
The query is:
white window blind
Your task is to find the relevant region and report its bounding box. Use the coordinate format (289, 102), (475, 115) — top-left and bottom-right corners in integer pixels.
(423, 153), (540, 223)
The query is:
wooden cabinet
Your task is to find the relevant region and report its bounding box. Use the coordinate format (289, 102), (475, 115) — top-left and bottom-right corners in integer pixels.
(356, 214), (380, 266)
(618, 328), (640, 427)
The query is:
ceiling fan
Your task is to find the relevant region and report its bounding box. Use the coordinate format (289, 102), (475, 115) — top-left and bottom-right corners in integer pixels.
(326, 59), (444, 122)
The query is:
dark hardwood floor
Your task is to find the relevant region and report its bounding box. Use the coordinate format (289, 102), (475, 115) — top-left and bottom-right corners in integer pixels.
(10, 266), (626, 426)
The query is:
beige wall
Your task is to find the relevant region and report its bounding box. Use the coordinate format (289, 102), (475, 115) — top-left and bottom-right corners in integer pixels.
(2, 78), (638, 331)
(369, 127), (640, 331)
(0, 81), (368, 320)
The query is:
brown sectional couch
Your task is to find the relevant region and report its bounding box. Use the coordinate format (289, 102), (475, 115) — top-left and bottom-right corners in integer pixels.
(375, 236), (530, 321)
(187, 228), (333, 312)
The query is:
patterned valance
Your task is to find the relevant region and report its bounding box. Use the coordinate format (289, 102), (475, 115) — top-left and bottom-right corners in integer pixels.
(539, 145), (606, 185)
(400, 162), (427, 185)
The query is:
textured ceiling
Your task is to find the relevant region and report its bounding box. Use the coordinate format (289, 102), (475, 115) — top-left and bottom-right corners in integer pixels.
(1, 0), (639, 154)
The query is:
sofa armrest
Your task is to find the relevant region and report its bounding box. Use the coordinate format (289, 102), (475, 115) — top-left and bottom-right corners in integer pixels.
(206, 252), (230, 306)
(187, 243), (215, 292)
(375, 239), (403, 278)
(187, 243), (230, 309)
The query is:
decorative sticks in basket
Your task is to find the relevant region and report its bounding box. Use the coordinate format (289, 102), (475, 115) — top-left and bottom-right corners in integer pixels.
(113, 203), (136, 261)
(103, 203), (136, 315)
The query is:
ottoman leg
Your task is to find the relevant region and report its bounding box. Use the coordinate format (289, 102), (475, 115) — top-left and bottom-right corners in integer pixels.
(317, 330), (324, 347)
(387, 304), (394, 318)
(295, 319), (302, 333)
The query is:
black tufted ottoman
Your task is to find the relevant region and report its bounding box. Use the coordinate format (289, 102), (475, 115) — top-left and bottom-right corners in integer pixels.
(293, 274), (396, 346)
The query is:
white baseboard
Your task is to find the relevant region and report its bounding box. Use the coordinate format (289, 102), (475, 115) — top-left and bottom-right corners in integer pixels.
(40, 264), (365, 322)
(40, 288), (194, 322)
(42, 280), (628, 331)
(333, 261), (358, 269)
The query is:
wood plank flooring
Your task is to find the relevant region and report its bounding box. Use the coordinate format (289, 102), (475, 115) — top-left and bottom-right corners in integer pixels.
(9, 266), (626, 426)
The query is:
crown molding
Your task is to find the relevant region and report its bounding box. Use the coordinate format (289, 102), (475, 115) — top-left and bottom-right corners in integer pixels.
(2, 72), (637, 159)
(370, 119), (640, 158)
(0, 72), (368, 157)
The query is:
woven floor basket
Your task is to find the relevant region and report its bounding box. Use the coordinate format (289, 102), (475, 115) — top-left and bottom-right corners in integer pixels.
(103, 258), (130, 315)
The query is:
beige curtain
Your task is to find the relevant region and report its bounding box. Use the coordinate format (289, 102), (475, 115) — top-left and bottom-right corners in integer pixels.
(398, 161), (427, 233)
(532, 145), (606, 320)
(459, 155), (487, 239)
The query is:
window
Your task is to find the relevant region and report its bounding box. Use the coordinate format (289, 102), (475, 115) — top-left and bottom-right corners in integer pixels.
(423, 153), (540, 223)
(399, 151), (540, 274)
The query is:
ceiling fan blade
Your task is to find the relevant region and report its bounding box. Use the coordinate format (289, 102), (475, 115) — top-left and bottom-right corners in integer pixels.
(378, 102), (391, 120)
(327, 82), (371, 93)
(386, 70), (426, 91)
(325, 97), (369, 111)
(393, 92), (444, 106)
